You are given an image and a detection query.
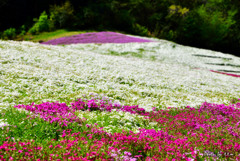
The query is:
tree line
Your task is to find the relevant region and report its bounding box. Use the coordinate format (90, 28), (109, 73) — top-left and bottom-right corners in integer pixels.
(0, 0), (239, 56)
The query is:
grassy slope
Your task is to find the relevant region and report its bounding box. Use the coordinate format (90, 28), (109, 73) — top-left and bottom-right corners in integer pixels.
(16, 29), (95, 42)
(15, 29), (131, 43)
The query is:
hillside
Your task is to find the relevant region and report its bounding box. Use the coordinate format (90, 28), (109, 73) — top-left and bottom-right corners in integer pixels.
(0, 33), (240, 160)
(0, 33), (240, 111)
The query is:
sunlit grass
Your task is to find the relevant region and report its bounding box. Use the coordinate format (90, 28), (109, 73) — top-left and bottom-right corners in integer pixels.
(17, 29), (95, 42)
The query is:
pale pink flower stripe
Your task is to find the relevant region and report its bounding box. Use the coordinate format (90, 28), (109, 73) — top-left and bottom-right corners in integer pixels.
(210, 70), (240, 78)
(41, 31), (155, 45)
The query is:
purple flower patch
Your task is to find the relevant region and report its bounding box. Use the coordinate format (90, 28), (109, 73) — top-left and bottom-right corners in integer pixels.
(41, 31), (155, 45)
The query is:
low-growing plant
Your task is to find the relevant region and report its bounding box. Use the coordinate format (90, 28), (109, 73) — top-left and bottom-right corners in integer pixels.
(0, 107), (82, 145)
(19, 25), (26, 36)
(1, 98), (240, 160)
(2, 27), (16, 39)
(75, 110), (160, 133)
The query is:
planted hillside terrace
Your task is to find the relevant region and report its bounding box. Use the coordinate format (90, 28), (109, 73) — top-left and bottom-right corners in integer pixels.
(41, 31), (155, 45)
(0, 32), (240, 160)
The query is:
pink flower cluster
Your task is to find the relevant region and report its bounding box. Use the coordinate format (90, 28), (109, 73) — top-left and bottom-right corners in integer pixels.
(14, 99), (146, 127)
(41, 31), (155, 45)
(1, 99), (239, 160)
(14, 102), (83, 127)
(71, 98), (147, 114)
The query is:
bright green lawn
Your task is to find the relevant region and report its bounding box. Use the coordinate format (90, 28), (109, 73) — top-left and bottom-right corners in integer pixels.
(18, 29), (95, 42)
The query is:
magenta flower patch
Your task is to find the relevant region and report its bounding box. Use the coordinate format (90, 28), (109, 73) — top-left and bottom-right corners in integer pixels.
(2, 99), (240, 160)
(41, 31), (155, 45)
(14, 102), (83, 127)
(14, 98), (147, 128)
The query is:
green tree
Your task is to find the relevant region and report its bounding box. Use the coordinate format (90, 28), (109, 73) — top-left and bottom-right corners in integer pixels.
(28, 11), (52, 34)
(49, 1), (76, 29)
(197, 5), (236, 46)
(178, 0), (237, 48)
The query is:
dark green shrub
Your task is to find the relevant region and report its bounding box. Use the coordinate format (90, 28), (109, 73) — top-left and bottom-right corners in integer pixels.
(2, 28), (16, 39)
(132, 23), (149, 36)
(148, 13), (164, 32)
(28, 11), (52, 34)
(177, 10), (202, 45)
(161, 29), (178, 41)
(196, 5), (237, 47)
(82, 7), (98, 27)
(176, 0), (237, 50)
(19, 25), (26, 36)
(113, 9), (135, 32)
(129, 0), (170, 37)
(49, 1), (75, 29)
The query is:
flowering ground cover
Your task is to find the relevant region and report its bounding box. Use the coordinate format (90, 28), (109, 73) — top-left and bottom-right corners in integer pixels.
(1, 32), (240, 160)
(41, 31), (154, 45)
(0, 98), (240, 160)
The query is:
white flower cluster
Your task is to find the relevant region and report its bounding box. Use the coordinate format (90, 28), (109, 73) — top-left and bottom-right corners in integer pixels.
(0, 39), (240, 113)
(0, 119), (9, 128)
(76, 110), (160, 133)
(66, 40), (240, 73)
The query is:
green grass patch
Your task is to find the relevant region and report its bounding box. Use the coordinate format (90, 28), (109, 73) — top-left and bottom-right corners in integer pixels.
(0, 107), (88, 144)
(75, 110), (160, 133)
(16, 29), (95, 42)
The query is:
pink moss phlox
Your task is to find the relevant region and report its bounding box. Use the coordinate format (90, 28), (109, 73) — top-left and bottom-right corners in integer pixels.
(14, 102), (82, 127)
(6, 99), (240, 160)
(14, 98), (147, 129)
(198, 102), (239, 117)
(71, 98), (147, 114)
(41, 31), (155, 45)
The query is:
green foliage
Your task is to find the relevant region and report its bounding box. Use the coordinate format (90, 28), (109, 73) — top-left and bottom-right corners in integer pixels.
(169, 5), (189, 16)
(49, 1), (76, 29)
(19, 25), (26, 36)
(75, 110), (160, 134)
(28, 11), (52, 34)
(177, 11), (202, 44)
(2, 28), (16, 39)
(112, 9), (135, 32)
(82, 7), (98, 27)
(132, 24), (149, 36)
(129, 0), (169, 35)
(166, 30), (178, 41)
(196, 5), (237, 46)
(0, 107), (87, 144)
(177, 0), (237, 49)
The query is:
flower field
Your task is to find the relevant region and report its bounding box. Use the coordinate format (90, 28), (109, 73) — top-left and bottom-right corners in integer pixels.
(0, 32), (240, 160)
(41, 32), (154, 45)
